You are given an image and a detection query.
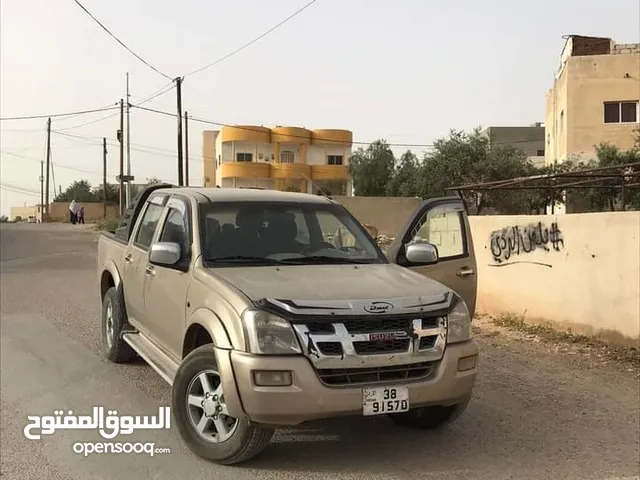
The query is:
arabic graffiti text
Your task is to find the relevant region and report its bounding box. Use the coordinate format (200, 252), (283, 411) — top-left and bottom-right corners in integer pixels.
(489, 221), (564, 264)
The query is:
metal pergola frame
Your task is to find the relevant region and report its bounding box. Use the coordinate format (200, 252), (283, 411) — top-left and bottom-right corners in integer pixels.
(444, 161), (640, 211)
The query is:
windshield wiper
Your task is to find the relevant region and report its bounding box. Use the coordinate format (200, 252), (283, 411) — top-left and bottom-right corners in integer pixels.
(205, 255), (299, 265)
(285, 255), (371, 264)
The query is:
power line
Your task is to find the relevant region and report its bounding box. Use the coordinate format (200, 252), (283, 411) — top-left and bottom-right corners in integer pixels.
(183, 0), (319, 78)
(131, 104), (434, 147)
(54, 82), (176, 132)
(72, 0), (172, 80)
(1, 150), (108, 178)
(0, 106), (119, 122)
(52, 101), (119, 124)
(0, 183), (41, 196)
(131, 103), (553, 150)
(55, 111), (120, 132)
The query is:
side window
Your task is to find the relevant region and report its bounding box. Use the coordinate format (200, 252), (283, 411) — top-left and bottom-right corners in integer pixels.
(292, 211), (310, 244)
(159, 208), (189, 260)
(134, 203), (164, 250)
(411, 206), (466, 260)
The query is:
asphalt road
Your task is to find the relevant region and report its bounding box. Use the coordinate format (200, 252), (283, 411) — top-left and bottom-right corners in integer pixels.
(1, 223), (639, 480)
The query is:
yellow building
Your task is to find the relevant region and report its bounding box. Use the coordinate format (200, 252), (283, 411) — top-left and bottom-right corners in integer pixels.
(202, 126), (353, 196)
(545, 35), (640, 165)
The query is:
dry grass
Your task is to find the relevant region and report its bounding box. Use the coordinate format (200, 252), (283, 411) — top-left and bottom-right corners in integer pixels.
(477, 313), (640, 370)
(94, 217), (120, 232)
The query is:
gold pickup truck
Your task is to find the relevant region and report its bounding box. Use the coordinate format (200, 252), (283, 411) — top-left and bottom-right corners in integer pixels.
(97, 184), (478, 465)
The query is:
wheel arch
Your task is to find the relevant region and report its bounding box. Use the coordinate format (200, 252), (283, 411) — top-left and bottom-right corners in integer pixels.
(182, 309), (235, 358)
(100, 262), (122, 301)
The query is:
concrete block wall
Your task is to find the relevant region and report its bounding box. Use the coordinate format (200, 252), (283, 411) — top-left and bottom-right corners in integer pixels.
(469, 212), (640, 344)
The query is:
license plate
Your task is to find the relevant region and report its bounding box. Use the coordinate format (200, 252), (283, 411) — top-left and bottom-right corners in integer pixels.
(362, 386), (409, 416)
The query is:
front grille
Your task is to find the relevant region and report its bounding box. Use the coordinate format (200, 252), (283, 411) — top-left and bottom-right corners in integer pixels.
(307, 323), (335, 335)
(343, 317), (412, 334)
(354, 338), (410, 355)
(318, 361), (435, 386)
(317, 342), (343, 356)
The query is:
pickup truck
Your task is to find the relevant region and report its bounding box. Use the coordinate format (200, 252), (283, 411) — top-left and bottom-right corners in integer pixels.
(97, 184), (478, 465)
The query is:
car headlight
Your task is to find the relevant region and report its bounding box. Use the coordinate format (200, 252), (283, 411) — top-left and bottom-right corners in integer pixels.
(242, 309), (302, 355)
(447, 296), (472, 344)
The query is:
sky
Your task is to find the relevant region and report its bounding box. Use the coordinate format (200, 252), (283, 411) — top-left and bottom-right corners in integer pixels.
(1, 0), (639, 215)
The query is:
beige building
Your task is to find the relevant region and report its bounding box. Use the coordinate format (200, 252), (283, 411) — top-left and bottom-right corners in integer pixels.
(202, 126), (353, 196)
(485, 124), (546, 167)
(10, 204), (41, 222)
(545, 35), (640, 165)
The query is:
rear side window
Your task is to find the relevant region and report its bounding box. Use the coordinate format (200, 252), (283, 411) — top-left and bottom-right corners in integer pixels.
(159, 208), (190, 261)
(134, 203), (164, 249)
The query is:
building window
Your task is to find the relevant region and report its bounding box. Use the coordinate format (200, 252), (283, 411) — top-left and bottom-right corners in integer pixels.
(604, 101), (639, 123)
(280, 150), (294, 163)
(327, 155), (343, 165)
(236, 153), (253, 162)
(536, 149), (545, 156)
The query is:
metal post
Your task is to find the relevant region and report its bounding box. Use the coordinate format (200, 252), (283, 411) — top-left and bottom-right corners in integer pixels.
(39, 160), (44, 223)
(44, 118), (51, 221)
(119, 99), (124, 216)
(103, 138), (108, 219)
(125, 72), (132, 206)
(175, 77), (184, 186)
(184, 111), (189, 186)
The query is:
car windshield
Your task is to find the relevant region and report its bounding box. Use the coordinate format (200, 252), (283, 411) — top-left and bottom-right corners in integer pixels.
(199, 201), (385, 266)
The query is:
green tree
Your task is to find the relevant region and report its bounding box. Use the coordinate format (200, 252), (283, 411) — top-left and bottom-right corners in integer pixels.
(567, 143), (640, 211)
(348, 140), (395, 196)
(55, 180), (96, 202)
(93, 183), (119, 203)
(387, 150), (420, 197)
(417, 129), (537, 214)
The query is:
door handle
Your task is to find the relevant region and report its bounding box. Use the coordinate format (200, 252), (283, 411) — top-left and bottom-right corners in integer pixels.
(145, 266), (156, 277)
(456, 267), (475, 278)
(124, 254), (133, 264)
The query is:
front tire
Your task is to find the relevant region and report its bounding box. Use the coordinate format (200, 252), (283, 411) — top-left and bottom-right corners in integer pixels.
(172, 344), (274, 465)
(101, 287), (136, 363)
(388, 397), (471, 429)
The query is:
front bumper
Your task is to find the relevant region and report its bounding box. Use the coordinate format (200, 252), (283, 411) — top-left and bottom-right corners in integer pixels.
(214, 340), (478, 426)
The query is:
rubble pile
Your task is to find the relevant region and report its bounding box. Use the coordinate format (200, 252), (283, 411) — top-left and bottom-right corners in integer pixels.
(376, 235), (395, 247)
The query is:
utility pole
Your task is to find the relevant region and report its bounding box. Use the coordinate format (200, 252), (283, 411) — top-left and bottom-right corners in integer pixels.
(103, 138), (108, 219)
(44, 117), (51, 221)
(175, 77), (184, 186)
(118, 99), (124, 216)
(184, 111), (189, 186)
(39, 161), (44, 224)
(125, 72), (132, 206)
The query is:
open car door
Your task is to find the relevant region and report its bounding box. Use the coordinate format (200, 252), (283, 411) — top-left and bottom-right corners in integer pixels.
(388, 197), (478, 317)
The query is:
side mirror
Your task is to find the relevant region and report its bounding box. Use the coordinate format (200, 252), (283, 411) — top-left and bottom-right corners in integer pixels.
(405, 242), (439, 265)
(149, 242), (181, 267)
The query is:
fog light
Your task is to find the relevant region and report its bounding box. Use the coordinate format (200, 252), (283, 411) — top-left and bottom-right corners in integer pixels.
(457, 355), (477, 372)
(252, 370), (292, 386)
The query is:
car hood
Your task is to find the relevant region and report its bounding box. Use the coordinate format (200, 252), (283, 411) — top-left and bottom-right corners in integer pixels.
(205, 263), (452, 305)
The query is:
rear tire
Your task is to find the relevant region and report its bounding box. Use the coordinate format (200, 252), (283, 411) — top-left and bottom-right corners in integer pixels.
(388, 397), (471, 429)
(172, 344), (274, 465)
(101, 287), (136, 363)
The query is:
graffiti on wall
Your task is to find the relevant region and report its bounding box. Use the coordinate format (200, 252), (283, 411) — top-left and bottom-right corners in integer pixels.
(489, 221), (564, 267)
